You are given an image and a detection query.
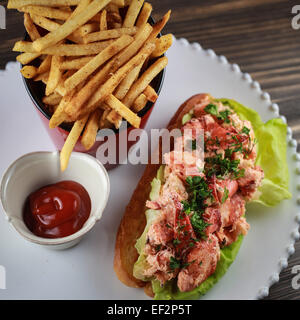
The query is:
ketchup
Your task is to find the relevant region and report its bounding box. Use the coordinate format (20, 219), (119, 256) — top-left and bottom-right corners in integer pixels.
(23, 181), (91, 238)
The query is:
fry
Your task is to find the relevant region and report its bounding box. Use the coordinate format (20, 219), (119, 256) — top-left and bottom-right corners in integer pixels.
(36, 54), (52, 74)
(136, 2), (152, 28)
(16, 52), (40, 64)
(34, 71), (49, 82)
(151, 34), (173, 58)
(69, 0), (91, 19)
(13, 40), (113, 55)
(115, 62), (143, 99)
(42, 73), (67, 96)
(30, 13), (62, 31)
(81, 109), (101, 150)
(65, 34), (133, 92)
(32, 0), (112, 52)
(49, 86), (78, 129)
(83, 27), (137, 43)
(60, 56), (95, 70)
(80, 40), (156, 119)
(106, 107), (122, 128)
(132, 93), (147, 112)
(42, 92), (62, 106)
(8, 0), (81, 8)
(99, 109), (113, 128)
(123, 0), (144, 28)
(143, 85), (158, 102)
(24, 13), (40, 41)
(30, 14), (83, 44)
(99, 9), (107, 30)
(21, 5), (71, 20)
(46, 55), (63, 96)
(107, 60), (144, 127)
(106, 94), (141, 128)
(60, 115), (89, 172)
(66, 60), (115, 119)
(111, 0), (124, 6)
(20, 65), (37, 78)
(149, 10), (171, 41)
(123, 56), (168, 107)
(78, 23), (99, 36)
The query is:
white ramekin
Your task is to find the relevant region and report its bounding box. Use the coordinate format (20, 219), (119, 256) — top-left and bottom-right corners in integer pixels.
(0, 151), (110, 249)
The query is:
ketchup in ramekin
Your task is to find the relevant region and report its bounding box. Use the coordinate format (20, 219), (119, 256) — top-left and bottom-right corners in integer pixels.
(23, 181), (91, 239)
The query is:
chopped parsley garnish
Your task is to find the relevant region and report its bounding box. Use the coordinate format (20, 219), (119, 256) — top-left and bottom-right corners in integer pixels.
(219, 110), (231, 123)
(170, 257), (196, 270)
(173, 238), (181, 246)
(204, 104), (218, 116)
(190, 212), (210, 236)
(155, 245), (161, 252)
(169, 257), (181, 270)
(181, 176), (212, 238)
(205, 153), (245, 179)
(204, 104), (231, 124)
(241, 126), (250, 135)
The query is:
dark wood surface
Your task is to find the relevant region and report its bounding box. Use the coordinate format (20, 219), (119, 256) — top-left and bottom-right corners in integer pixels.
(1, 0), (300, 300)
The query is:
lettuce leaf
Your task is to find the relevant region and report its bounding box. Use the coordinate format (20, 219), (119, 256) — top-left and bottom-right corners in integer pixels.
(133, 169), (164, 281)
(216, 99), (291, 206)
(133, 209), (161, 281)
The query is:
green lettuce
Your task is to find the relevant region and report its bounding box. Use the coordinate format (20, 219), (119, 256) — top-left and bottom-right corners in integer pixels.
(217, 99), (291, 206)
(134, 98), (291, 300)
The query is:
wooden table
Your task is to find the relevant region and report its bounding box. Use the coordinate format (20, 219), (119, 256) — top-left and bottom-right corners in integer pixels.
(0, 0), (300, 300)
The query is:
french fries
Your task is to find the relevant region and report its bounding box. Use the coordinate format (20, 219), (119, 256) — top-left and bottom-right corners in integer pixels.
(8, 0), (81, 9)
(9, 0), (172, 170)
(60, 56), (95, 70)
(123, 56), (168, 107)
(81, 109), (102, 150)
(64, 34), (133, 92)
(13, 40), (114, 55)
(60, 115), (89, 172)
(106, 94), (141, 128)
(83, 27), (137, 43)
(42, 92), (62, 106)
(24, 13), (40, 41)
(151, 34), (173, 58)
(46, 55), (64, 96)
(132, 92), (147, 112)
(21, 5), (72, 20)
(123, 0), (144, 28)
(136, 2), (151, 28)
(20, 65), (37, 78)
(99, 9), (107, 30)
(143, 85), (158, 103)
(32, 0), (112, 51)
(78, 40), (156, 119)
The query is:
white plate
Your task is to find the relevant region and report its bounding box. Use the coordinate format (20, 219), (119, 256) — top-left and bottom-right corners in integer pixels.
(0, 37), (299, 300)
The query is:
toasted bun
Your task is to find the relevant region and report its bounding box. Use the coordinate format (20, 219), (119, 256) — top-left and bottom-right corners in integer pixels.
(113, 94), (212, 291)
